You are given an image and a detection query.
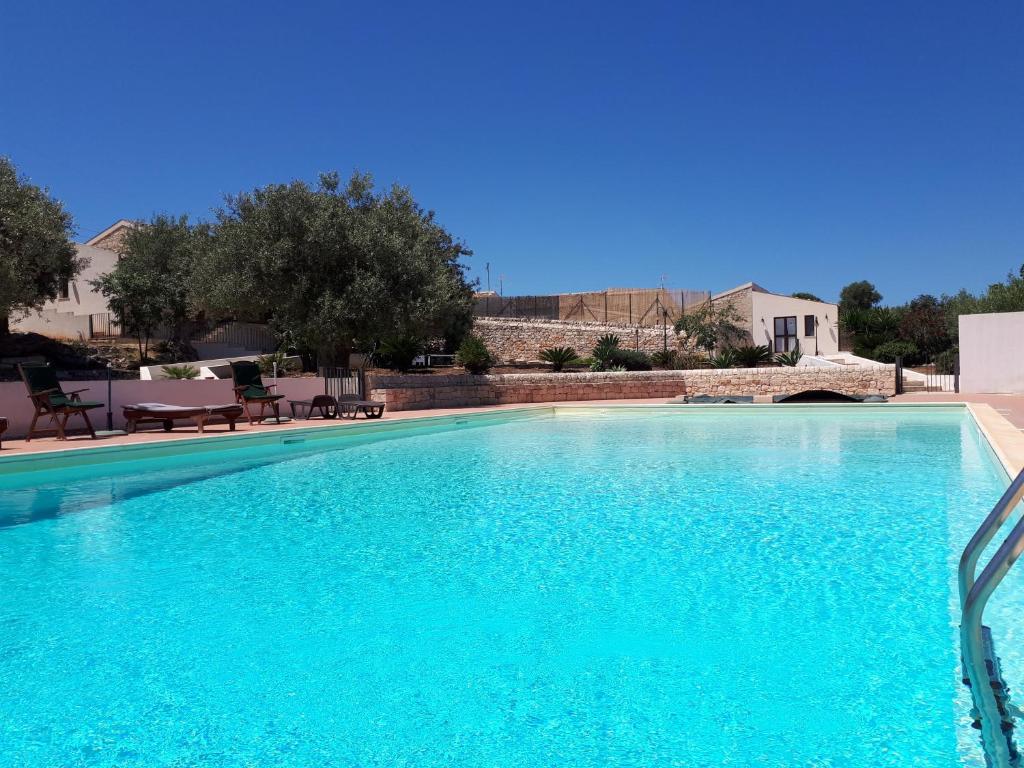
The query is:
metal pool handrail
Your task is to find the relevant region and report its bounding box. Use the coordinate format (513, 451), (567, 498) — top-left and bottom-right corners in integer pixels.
(959, 467), (1024, 768)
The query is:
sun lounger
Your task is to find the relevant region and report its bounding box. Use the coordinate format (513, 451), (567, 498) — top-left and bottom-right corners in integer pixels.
(337, 393), (386, 419)
(123, 403), (244, 433)
(18, 363), (104, 441)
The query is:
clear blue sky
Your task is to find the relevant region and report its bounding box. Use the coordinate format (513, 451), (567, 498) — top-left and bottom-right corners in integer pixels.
(1, 1), (1021, 304)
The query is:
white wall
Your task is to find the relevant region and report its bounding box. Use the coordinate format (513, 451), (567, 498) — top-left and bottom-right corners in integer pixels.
(750, 292), (839, 356)
(959, 312), (1024, 393)
(12, 244), (118, 339)
(0, 377), (329, 438)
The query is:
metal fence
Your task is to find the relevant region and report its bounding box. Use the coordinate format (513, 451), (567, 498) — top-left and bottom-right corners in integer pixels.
(474, 288), (713, 327)
(192, 322), (278, 353)
(895, 354), (959, 394)
(319, 366), (363, 399)
(88, 313), (123, 339)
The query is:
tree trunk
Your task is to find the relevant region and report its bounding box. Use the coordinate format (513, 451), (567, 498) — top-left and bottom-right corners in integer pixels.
(0, 314), (9, 338)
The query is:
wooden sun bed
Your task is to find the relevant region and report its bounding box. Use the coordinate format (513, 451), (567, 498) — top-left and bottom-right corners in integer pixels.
(122, 403), (245, 433)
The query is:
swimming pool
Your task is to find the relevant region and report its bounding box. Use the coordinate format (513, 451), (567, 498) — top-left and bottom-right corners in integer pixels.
(0, 406), (1020, 766)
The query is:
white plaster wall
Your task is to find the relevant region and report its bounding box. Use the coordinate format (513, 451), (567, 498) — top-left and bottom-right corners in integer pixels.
(750, 293), (839, 356)
(959, 312), (1024, 393)
(0, 377), (328, 438)
(11, 244), (119, 339)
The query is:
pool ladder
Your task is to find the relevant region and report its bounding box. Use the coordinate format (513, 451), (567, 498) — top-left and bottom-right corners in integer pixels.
(959, 468), (1024, 767)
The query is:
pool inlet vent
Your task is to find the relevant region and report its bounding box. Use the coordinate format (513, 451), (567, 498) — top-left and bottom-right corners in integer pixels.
(962, 625), (1021, 767)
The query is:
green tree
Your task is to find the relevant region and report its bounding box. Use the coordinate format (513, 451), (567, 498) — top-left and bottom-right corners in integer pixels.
(839, 280), (882, 312)
(92, 214), (196, 362)
(791, 292), (823, 302)
(898, 294), (949, 356)
(673, 298), (746, 353)
(192, 171), (475, 365)
(0, 157), (82, 336)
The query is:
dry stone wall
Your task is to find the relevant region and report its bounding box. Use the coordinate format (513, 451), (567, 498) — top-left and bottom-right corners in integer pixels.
(368, 366), (896, 411)
(474, 317), (673, 363)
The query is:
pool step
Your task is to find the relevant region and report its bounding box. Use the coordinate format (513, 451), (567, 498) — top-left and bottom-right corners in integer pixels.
(962, 625), (1021, 766)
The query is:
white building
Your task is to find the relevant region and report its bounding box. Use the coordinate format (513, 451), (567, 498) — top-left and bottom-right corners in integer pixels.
(13, 220), (135, 340)
(713, 282), (840, 356)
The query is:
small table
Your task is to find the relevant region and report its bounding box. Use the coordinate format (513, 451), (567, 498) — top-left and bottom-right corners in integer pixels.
(0, 416), (7, 449)
(288, 395), (339, 420)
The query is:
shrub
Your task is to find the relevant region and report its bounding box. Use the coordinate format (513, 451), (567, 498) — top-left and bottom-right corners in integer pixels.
(675, 353), (710, 370)
(872, 340), (920, 365)
(377, 336), (423, 372)
(591, 335), (651, 371)
(650, 349), (678, 368)
(456, 334), (494, 374)
(162, 364), (199, 380)
(709, 349), (737, 368)
(774, 343), (802, 367)
(732, 344), (772, 368)
(257, 350), (298, 376)
(539, 346), (578, 372)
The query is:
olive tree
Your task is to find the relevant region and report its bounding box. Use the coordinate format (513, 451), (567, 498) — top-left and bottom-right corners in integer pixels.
(91, 214), (196, 361)
(0, 157), (82, 336)
(192, 171), (475, 365)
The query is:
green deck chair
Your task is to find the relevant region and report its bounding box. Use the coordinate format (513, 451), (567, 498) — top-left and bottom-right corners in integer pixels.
(229, 360), (284, 425)
(19, 363), (103, 441)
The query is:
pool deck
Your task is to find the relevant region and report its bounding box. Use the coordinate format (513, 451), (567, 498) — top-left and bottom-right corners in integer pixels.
(4, 394), (1024, 476)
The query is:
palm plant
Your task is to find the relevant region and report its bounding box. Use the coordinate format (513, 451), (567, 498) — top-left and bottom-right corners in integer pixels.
(539, 346), (578, 372)
(257, 349), (298, 376)
(733, 344), (772, 368)
(709, 349), (737, 368)
(161, 364), (199, 380)
(774, 343), (802, 367)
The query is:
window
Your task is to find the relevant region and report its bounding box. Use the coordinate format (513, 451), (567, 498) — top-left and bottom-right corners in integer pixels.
(804, 314), (816, 337)
(58, 280), (70, 300)
(773, 316), (797, 352)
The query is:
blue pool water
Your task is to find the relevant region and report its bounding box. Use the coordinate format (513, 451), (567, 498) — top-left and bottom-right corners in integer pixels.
(1, 406), (1021, 767)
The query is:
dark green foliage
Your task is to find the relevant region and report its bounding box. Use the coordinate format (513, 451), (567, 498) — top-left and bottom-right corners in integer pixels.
(732, 344), (772, 368)
(649, 349), (677, 368)
(539, 346), (577, 372)
(839, 280), (882, 311)
(709, 349), (737, 368)
(872, 340), (920, 365)
(376, 335), (424, 372)
(257, 350), (299, 376)
(591, 335), (651, 370)
(774, 342), (802, 366)
(841, 306), (903, 358)
(898, 294), (949, 356)
(0, 157), (82, 335)
(192, 171), (475, 364)
(791, 292), (823, 302)
(92, 214), (196, 362)
(456, 334), (493, 374)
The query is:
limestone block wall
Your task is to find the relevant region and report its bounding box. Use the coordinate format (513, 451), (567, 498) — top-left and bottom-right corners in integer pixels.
(367, 366), (896, 411)
(474, 317), (674, 362)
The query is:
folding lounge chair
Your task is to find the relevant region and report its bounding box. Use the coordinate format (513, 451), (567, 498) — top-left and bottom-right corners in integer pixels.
(229, 360), (285, 425)
(19, 363), (104, 441)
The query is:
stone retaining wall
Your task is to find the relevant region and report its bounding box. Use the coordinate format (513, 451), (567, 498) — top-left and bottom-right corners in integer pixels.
(368, 366), (896, 411)
(474, 317), (673, 363)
